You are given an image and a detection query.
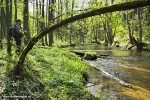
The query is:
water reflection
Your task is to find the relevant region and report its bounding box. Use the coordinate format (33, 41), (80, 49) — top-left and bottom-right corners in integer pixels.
(68, 44), (150, 57)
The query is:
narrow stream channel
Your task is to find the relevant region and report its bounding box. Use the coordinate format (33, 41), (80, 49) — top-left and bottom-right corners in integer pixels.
(68, 44), (150, 100)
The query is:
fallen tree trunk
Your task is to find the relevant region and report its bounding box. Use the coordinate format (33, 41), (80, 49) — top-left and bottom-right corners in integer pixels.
(82, 59), (132, 88)
(13, 1), (150, 75)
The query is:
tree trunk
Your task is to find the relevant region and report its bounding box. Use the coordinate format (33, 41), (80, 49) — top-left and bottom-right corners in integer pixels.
(14, 0), (17, 20)
(103, 22), (108, 46)
(137, 7), (143, 52)
(41, 0), (45, 46)
(70, 0), (74, 45)
(107, 21), (113, 45)
(45, 0), (49, 46)
(48, 0), (55, 46)
(91, 17), (94, 42)
(137, 8), (142, 43)
(126, 12), (134, 44)
(38, 0), (44, 46)
(36, 0), (39, 34)
(0, 0), (3, 48)
(6, 0), (12, 55)
(23, 0), (31, 45)
(13, 0), (150, 76)
(1, 7), (6, 38)
(0, 1), (2, 48)
(80, 20), (84, 44)
(32, 0), (35, 36)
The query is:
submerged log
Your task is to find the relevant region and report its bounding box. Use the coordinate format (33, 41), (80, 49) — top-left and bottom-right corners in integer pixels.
(83, 59), (132, 88)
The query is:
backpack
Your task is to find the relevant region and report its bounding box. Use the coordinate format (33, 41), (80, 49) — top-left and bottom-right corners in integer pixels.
(8, 26), (17, 36)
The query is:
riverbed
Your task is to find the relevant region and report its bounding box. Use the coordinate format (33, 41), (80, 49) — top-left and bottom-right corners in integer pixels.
(68, 44), (150, 100)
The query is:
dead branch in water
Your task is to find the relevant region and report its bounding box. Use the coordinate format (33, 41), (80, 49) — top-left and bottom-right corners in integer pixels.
(82, 59), (132, 88)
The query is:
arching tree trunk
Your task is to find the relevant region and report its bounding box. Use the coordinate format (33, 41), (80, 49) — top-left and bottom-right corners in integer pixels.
(13, 1), (150, 76)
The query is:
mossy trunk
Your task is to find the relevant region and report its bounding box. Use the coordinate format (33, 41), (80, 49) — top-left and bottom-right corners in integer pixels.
(13, 0), (150, 76)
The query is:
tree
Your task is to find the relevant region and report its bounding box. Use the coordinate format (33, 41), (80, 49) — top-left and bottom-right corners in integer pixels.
(48, 0), (55, 46)
(69, 0), (75, 44)
(126, 11), (134, 44)
(6, 0), (12, 55)
(14, 0), (17, 20)
(13, 0), (150, 75)
(41, 0), (45, 46)
(36, 0), (39, 35)
(0, 0), (5, 48)
(23, 0), (31, 45)
(136, 7), (143, 51)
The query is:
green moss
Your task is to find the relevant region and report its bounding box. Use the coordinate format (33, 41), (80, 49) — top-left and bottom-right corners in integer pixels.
(84, 52), (97, 60)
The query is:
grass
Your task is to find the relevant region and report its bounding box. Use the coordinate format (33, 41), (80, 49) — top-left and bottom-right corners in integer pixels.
(0, 47), (91, 99)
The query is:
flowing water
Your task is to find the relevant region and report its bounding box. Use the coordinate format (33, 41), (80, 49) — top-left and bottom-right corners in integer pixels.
(68, 44), (150, 100)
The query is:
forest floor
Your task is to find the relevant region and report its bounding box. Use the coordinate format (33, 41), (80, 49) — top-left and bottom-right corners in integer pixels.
(0, 47), (92, 99)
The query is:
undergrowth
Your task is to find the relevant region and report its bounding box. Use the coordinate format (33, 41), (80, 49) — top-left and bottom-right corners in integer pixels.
(0, 47), (91, 99)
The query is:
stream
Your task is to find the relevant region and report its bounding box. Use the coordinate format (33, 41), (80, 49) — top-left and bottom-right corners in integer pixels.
(68, 44), (150, 100)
